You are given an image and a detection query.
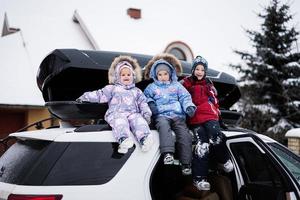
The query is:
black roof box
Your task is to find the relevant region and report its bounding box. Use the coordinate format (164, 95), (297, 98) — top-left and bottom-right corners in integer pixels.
(37, 49), (241, 120)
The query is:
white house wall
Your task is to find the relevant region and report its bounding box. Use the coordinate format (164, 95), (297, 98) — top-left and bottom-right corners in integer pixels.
(0, 32), (42, 105)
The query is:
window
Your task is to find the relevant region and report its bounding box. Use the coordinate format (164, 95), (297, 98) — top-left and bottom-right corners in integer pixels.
(164, 41), (194, 62)
(169, 48), (186, 61)
(269, 143), (300, 184)
(0, 140), (134, 185)
(230, 141), (288, 200)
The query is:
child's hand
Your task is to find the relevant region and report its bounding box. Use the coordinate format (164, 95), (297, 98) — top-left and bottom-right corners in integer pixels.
(186, 106), (196, 117)
(148, 102), (158, 116)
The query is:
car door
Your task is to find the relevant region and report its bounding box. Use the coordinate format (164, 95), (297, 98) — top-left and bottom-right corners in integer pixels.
(227, 134), (300, 200)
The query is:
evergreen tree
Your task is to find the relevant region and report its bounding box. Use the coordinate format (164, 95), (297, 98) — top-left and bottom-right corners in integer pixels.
(231, 0), (300, 143)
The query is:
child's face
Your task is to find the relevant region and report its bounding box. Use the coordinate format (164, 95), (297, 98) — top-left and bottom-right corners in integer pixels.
(120, 67), (133, 85)
(157, 70), (170, 82)
(194, 65), (205, 80)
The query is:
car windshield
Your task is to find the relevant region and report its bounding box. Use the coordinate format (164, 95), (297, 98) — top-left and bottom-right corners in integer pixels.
(268, 143), (300, 184)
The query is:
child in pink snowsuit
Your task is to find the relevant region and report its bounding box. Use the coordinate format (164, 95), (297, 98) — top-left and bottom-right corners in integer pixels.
(77, 56), (153, 154)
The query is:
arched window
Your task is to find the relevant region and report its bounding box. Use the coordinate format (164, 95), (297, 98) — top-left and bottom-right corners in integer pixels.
(164, 41), (194, 62)
(169, 48), (186, 61)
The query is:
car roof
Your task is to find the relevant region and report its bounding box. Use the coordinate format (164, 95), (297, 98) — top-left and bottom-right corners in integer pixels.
(223, 128), (278, 143)
(10, 128), (116, 142)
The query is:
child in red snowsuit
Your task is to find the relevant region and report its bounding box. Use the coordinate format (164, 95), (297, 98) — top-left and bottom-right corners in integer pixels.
(182, 55), (233, 191)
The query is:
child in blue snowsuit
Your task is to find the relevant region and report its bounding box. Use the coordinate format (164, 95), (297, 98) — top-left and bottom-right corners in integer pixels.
(77, 55), (153, 154)
(144, 56), (196, 175)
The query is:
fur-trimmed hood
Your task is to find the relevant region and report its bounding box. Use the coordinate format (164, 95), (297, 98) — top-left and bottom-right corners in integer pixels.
(149, 59), (178, 83)
(108, 55), (142, 84)
(143, 53), (183, 80)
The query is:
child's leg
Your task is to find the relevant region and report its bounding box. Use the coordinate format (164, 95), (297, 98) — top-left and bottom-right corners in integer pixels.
(128, 113), (153, 152)
(107, 114), (132, 142)
(192, 125), (210, 179)
(203, 120), (229, 164)
(155, 116), (175, 154)
(127, 113), (151, 142)
(171, 117), (192, 165)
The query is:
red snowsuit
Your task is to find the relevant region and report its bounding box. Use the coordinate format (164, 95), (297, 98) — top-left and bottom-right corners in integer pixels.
(182, 76), (220, 125)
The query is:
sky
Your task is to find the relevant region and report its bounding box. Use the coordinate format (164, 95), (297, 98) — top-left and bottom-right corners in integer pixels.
(0, 0), (300, 106)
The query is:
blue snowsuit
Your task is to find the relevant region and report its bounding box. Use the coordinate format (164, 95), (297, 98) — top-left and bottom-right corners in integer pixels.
(144, 59), (195, 165)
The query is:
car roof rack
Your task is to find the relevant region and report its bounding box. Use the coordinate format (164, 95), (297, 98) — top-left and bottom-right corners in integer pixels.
(37, 49), (241, 120)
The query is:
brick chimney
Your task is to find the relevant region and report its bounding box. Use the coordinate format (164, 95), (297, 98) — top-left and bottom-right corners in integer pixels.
(127, 8), (141, 19)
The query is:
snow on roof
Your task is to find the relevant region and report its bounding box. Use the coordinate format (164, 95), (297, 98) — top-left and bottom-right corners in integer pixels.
(285, 128), (300, 138)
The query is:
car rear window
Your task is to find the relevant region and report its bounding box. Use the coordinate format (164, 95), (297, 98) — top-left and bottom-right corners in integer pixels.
(0, 140), (50, 184)
(0, 139), (134, 185)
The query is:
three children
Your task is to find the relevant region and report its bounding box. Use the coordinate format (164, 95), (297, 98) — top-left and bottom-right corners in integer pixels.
(77, 53), (233, 192)
(77, 55), (153, 154)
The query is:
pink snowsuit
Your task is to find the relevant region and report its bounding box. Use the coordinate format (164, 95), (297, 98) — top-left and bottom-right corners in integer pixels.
(78, 58), (152, 144)
(79, 84), (152, 143)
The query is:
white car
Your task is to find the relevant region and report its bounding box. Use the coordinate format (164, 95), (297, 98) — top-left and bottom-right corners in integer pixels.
(0, 49), (299, 200)
(0, 125), (299, 200)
